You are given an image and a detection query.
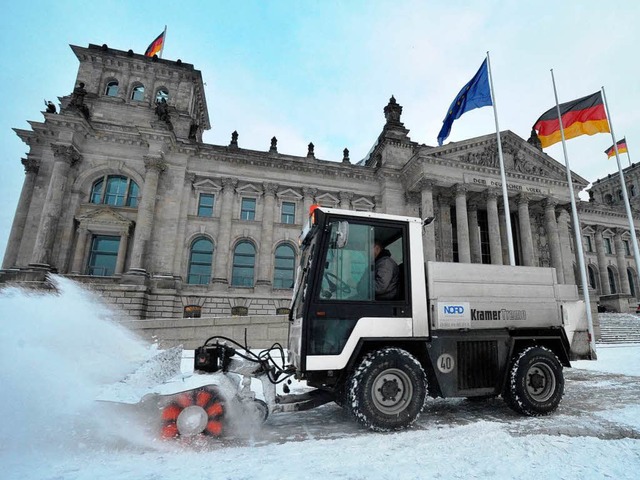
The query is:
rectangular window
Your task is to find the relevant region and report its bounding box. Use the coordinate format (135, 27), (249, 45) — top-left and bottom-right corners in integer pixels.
(87, 235), (120, 276)
(584, 235), (593, 253)
(281, 202), (296, 224)
(197, 193), (215, 217)
(241, 198), (256, 220)
(624, 239), (631, 256)
(604, 238), (613, 254)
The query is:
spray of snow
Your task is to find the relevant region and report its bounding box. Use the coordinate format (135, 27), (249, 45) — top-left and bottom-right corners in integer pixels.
(0, 276), (169, 454)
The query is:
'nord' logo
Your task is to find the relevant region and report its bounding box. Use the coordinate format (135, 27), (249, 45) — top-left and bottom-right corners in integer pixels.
(443, 305), (465, 314)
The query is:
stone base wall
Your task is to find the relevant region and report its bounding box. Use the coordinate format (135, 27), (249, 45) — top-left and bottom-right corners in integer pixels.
(118, 314), (289, 350)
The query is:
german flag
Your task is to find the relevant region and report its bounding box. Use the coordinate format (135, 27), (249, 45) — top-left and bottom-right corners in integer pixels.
(144, 30), (165, 57)
(533, 91), (610, 148)
(605, 138), (628, 158)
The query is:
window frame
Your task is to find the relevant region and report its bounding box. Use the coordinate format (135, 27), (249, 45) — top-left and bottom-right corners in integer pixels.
(273, 243), (296, 289)
(187, 237), (214, 285)
(281, 201), (296, 224)
(87, 234), (120, 276)
(90, 175), (139, 208)
(232, 241), (256, 287)
(131, 84), (145, 101)
(604, 237), (613, 255)
(197, 193), (216, 217)
(105, 80), (119, 97)
(240, 197), (257, 221)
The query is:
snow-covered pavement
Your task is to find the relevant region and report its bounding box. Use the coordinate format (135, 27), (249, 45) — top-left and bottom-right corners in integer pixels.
(1, 278), (639, 479)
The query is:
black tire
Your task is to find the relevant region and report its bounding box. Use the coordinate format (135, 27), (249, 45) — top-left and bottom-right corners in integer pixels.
(347, 347), (427, 431)
(504, 346), (564, 416)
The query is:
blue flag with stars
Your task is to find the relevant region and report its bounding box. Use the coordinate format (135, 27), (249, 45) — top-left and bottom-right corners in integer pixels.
(437, 59), (493, 146)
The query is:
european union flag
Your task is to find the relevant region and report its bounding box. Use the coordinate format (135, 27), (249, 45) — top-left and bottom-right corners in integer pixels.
(437, 59), (493, 146)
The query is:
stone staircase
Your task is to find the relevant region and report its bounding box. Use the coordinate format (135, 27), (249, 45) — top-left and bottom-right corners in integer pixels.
(598, 313), (640, 344)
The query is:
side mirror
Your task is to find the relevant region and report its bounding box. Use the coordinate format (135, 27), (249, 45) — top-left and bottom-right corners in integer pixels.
(335, 221), (349, 248)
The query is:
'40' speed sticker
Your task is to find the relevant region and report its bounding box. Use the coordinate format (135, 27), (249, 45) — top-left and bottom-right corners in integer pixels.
(437, 353), (455, 373)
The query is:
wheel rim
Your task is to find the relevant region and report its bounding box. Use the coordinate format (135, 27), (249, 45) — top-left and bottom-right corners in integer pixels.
(176, 405), (209, 437)
(526, 361), (556, 402)
(161, 387), (225, 438)
(371, 368), (413, 415)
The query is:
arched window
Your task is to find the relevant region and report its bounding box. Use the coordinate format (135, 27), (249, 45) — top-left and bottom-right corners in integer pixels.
(90, 175), (139, 207)
(131, 84), (145, 101)
(273, 244), (295, 289)
(608, 266), (617, 294)
(187, 237), (213, 285)
(232, 241), (255, 287)
(105, 80), (119, 96)
(155, 88), (169, 103)
(587, 265), (597, 290)
(604, 193), (613, 204)
(628, 268), (636, 297)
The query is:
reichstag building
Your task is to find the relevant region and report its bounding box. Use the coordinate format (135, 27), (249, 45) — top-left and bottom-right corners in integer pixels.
(2, 43), (640, 319)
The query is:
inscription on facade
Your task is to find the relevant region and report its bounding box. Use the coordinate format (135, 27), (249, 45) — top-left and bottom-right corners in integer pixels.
(466, 175), (548, 196)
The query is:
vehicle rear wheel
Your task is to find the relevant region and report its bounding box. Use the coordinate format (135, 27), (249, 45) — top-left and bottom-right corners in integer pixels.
(347, 348), (427, 431)
(504, 346), (564, 416)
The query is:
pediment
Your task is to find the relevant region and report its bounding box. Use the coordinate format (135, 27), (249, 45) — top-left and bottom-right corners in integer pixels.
(193, 178), (222, 191)
(434, 131), (588, 186)
(236, 183), (262, 195)
(316, 192), (339, 207)
(352, 197), (375, 210)
(76, 206), (132, 229)
(276, 188), (303, 200)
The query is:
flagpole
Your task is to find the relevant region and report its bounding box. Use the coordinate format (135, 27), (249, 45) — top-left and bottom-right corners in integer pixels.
(550, 69), (596, 358)
(160, 25), (167, 59)
(486, 51), (515, 266)
(601, 86), (640, 303)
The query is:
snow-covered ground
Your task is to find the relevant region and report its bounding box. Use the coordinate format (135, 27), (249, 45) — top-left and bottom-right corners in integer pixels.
(1, 277), (639, 480)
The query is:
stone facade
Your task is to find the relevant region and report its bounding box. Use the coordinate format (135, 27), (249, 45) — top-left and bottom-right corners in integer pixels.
(2, 43), (640, 318)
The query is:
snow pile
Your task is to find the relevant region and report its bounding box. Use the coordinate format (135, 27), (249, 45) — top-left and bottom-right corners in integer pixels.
(0, 276), (161, 453)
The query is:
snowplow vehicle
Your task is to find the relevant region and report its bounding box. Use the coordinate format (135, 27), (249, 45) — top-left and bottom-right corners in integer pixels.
(115, 206), (593, 436)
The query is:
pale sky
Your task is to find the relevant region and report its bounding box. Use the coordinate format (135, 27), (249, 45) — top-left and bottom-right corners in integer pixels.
(2, 0), (639, 258)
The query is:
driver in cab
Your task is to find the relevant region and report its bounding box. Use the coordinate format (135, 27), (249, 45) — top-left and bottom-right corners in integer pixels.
(359, 239), (399, 301)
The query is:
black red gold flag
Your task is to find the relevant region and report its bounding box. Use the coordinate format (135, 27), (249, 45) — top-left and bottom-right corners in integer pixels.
(533, 92), (610, 148)
(145, 31), (165, 57)
(605, 138), (628, 158)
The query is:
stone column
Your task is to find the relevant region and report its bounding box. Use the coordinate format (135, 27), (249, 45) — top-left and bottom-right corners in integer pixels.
(420, 180), (436, 262)
(71, 226), (89, 274)
(614, 229), (631, 295)
(302, 187), (317, 219)
(544, 199), (564, 283)
(2, 158), (40, 268)
(517, 194), (534, 266)
(172, 173), (196, 275)
(115, 228), (130, 275)
(486, 188), (502, 265)
(257, 183), (278, 286)
(498, 204), (510, 265)
(557, 208), (576, 285)
(594, 226), (611, 295)
(212, 177), (238, 284)
(455, 184), (471, 263)
(30, 144), (81, 267)
(438, 195), (453, 262)
(339, 192), (353, 210)
(468, 202), (481, 263)
(128, 156), (166, 272)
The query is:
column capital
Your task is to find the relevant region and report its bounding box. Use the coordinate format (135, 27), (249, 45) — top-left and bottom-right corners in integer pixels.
(417, 178), (435, 191)
(594, 225), (606, 235)
(484, 187), (500, 201)
(302, 186), (317, 198)
(517, 193), (531, 206)
(543, 198), (558, 210)
(186, 173), (197, 185)
(340, 191), (354, 202)
(557, 207), (570, 220)
(468, 201), (479, 212)
(21, 157), (40, 174)
(221, 177), (238, 191)
(263, 182), (279, 197)
(143, 155), (167, 173)
(51, 143), (82, 166)
(454, 183), (467, 197)
(614, 227), (627, 238)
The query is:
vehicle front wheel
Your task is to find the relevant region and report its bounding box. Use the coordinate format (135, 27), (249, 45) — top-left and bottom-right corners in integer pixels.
(347, 348), (427, 431)
(504, 346), (564, 416)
